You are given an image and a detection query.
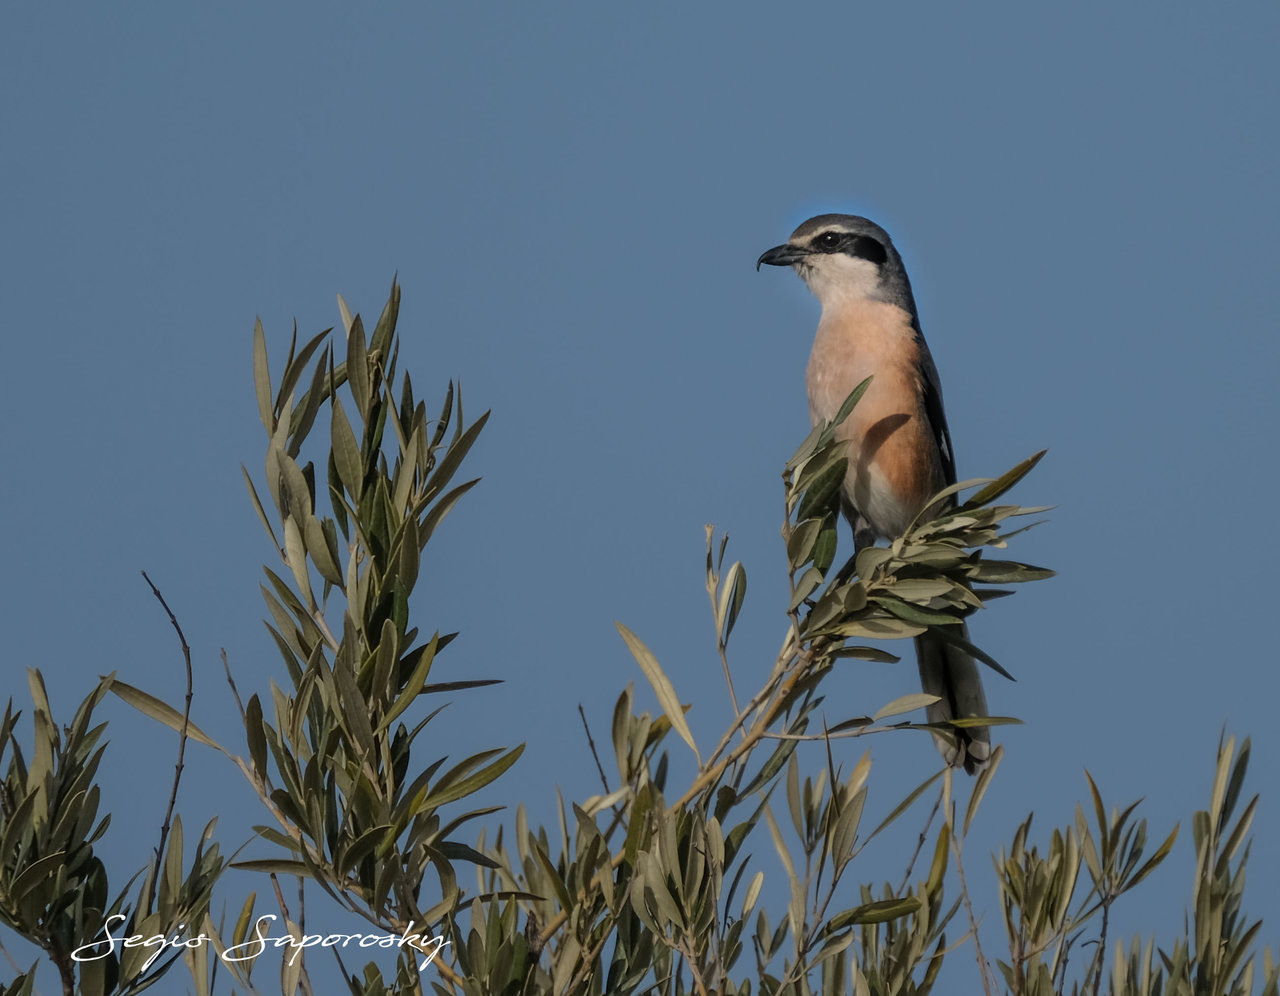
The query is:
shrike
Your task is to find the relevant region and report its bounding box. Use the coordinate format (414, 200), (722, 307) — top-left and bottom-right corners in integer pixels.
(758, 214), (991, 773)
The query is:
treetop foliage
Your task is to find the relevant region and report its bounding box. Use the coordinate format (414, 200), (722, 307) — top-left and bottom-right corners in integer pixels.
(0, 282), (1272, 996)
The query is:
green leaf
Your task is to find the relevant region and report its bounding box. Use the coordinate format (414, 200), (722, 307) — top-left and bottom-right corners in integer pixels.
(330, 396), (364, 501)
(332, 647), (375, 758)
(934, 629), (1016, 682)
(762, 805), (796, 881)
(423, 411), (490, 501)
(336, 293), (355, 336)
(437, 841), (499, 869)
(882, 578), (957, 602)
(829, 376), (873, 429)
(421, 678), (502, 694)
(833, 646), (900, 664)
(718, 562), (747, 641)
(420, 479), (481, 543)
(871, 596), (962, 627)
(286, 339), (333, 458)
(616, 622), (700, 764)
(109, 681), (224, 751)
(785, 422), (825, 472)
(960, 450), (1047, 509)
(828, 896), (922, 929)
(369, 279), (401, 358)
(532, 840), (574, 912)
(830, 788), (864, 869)
(788, 567), (824, 612)
(742, 870), (765, 918)
(926, 822), (951, 899)
(795, 458), (848, 522)
(948, 715), (1020, 729)
(873, 693), (939, 722)
(786, 519), (823, 570)
(964, 744), (1003, 836)
(1222, 735), (1251, 827)
(346, 314), (370, 418)
(428, 744), (525, 807)
(2, 793), (38, 871)
(869, 769), (945, 841)
(623, 783), (656, 866)
(1219, 793), (1257, 863)
(833, 616), (926, 640)
(230, 859), (312, 876)
(252, 318), (273, 433)
(282, 516), (314, 611)
(812, 515), (839, 573)
(245, 694), (268, 780)
(9, 852), (68, 903)
(277, 329), (330, 422)
(241, 466), (280, 550)
(967, 559), (1056, 583)
(1121, 822), (1179, 895)
(304, 514), (343, 587)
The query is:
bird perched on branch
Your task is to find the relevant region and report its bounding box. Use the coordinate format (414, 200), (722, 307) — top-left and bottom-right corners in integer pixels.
(758, 214), (991, 773)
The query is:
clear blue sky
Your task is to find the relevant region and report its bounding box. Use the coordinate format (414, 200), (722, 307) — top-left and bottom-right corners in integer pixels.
(3, 2), (1278, 986)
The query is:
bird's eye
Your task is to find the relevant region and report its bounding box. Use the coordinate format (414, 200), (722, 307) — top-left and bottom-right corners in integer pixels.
(817, 232), (842, 250)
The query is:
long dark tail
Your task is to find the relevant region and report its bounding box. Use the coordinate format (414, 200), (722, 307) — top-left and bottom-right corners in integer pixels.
(914, 622), (991, 774)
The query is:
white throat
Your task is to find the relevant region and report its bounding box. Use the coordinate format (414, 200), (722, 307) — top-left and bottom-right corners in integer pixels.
(795, 254), (883, 310)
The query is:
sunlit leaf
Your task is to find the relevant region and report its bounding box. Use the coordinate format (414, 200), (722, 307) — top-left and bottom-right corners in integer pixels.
(960, 450), (1047, 509)
(252, 318), (273, 433)
(616, 622), (699, 764)
(428, 744), (525, 808)
(873, 693), (939, 722)
(830, 376), (873, 429)
(964, 744), (1003, 836)
(109, 681), (224, 751)
(827, 896), (922, 929)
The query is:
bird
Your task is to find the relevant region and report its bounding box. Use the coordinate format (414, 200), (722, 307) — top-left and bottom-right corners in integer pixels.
(758, 214), (991, 773)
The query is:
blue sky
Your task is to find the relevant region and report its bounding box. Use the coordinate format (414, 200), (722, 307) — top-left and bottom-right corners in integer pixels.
(3, 2), (1278, 986)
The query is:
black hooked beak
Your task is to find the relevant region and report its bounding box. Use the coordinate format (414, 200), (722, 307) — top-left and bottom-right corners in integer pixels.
(756, 243), (810, 271)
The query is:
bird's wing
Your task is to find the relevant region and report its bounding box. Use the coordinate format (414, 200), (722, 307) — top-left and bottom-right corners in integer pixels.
(916, 339), (957, 488)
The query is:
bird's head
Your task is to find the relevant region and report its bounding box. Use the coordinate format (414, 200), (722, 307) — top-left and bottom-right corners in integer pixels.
(757, 214), (915, 314)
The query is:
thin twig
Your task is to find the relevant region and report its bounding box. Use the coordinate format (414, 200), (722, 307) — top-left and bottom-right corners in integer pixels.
(0, 936), (21, 976)
(716, 634), (741, 726)
(1090, 900), (1111, 996)
(1054, 929), (1079, 994)
(677, 937), (712, 996)
(564, 903), (625, 993)
(702, 630), (808, 782)
(758, 723), (889, 741)
(578, 703), (611, 796)
(221, 648), (248, 722)
(897, 788), (944, 895)
(52, 943), (75, 995)
(141, 571), (194, 885)
(950, 804), (996, 996)
(579, 702), (631, 842)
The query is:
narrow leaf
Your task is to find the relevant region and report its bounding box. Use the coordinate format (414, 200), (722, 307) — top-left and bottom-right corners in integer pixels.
(252, 318), (273, 433)
(109, 682), (224, 751)
(961, 450), (1047, 509)
(428, 744), (526, 807)
(964, 744), (1003, 836)
(873, 693), (939, 722)
(830, 376), (873, 429)
(616, 622), (700, 763)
